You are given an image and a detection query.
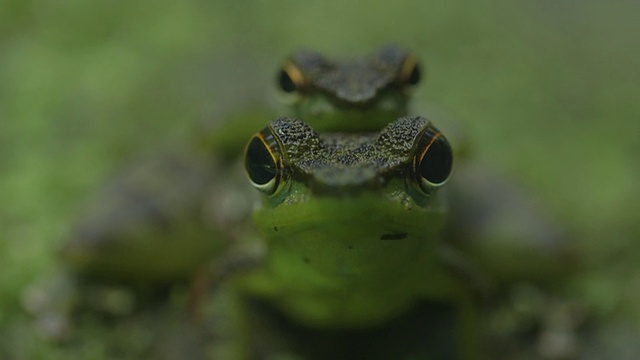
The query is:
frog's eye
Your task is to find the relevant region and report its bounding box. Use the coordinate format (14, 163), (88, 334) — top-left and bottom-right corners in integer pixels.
(244, 131), (282, 195)
(413, 126), (452, 194)
(277, 62), (307, 94)
(399, 55), (422, 87)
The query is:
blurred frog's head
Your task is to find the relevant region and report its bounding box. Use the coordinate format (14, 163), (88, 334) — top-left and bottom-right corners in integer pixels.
(276, 45), (422, 131)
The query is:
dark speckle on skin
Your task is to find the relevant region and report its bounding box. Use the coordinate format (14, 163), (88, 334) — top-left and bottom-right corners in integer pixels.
(273, 226), (279, 232)
(380, 233), (408, 240)
(347, 245), (354, 250)
(303, 257), (310, 264)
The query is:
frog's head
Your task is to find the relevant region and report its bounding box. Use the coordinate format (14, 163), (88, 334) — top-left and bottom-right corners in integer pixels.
(276, 45), (422, 132)
(243, 116), (452, 280)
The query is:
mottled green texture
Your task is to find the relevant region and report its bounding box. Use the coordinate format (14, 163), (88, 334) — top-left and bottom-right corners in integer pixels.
(266, 116), (438, 191)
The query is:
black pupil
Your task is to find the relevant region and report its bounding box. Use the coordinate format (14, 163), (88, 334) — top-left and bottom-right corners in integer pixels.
(407, 64), (421, 85)
(278, 70), (297, 93)
(419, 136), (452, 184)
(245, 136), (277, 185)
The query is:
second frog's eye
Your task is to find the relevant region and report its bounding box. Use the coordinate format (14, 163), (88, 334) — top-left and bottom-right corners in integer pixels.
(277, 62), (307, 94)
(398, 55), (422, 87)
(413, 125), (453, 194)
(244, 131), (282, 195)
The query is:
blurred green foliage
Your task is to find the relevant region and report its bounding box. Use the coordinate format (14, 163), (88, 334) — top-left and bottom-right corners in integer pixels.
(1, 0), (638, 358)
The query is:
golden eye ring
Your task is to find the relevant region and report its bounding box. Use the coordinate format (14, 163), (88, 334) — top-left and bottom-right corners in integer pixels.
(413, 125), (452, 194)
(399, 54), (422, 87)
(244, 129), (283, 195)
(277, 61), (307, 94)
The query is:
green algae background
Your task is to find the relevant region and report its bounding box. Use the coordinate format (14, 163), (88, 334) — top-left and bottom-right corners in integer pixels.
(1, 0), (639, 358)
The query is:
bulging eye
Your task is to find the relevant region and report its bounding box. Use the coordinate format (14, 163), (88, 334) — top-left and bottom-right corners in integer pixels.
(413, 125), (452, 194)
(399, 55), (422, 87)
(277, 62), (306, 94)
(406, 63), (421, 85)
(244, 130), (282, 195)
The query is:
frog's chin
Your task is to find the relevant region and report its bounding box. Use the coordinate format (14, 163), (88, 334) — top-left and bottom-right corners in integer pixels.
(247, 194), (451, 329)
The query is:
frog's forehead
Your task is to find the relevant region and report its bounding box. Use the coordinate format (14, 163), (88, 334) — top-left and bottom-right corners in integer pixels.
(289, 44), (409, 104)
(269, 116), (429, 189)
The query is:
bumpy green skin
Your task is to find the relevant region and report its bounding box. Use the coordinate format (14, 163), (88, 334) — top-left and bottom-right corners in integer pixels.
(238, 117), (464, 328)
